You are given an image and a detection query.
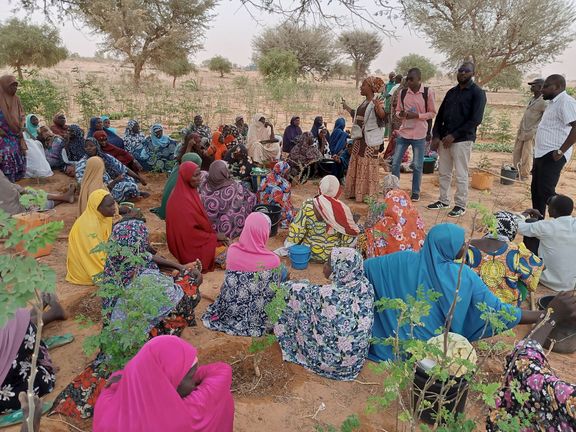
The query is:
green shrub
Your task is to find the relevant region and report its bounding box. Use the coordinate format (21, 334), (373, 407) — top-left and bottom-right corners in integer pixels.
(18, 75), (68, 121)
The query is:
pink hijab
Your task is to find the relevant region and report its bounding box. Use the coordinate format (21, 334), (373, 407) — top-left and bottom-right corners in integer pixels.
(94, 336), (234, 432)
(226, 212), (280, 271)
(0, 308), (31, 385)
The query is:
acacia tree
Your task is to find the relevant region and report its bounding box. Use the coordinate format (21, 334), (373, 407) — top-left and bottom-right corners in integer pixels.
(71, 0), (215, 84)
(154, 55), (196, 88)
(0, 18), (67, 79)
(404, 0), (576, 86)
(396, 53), (437, 82)
(208, 55), (232, 77)
(338, 30), (382, 88)
(253, 23), (336, 79)
(257, 48), (299, 81)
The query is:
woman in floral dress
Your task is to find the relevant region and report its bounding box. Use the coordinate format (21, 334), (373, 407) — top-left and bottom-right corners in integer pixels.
(257, 161), (295, 229)
(365, 174), (425, 257)
(275, 247), (374, 380)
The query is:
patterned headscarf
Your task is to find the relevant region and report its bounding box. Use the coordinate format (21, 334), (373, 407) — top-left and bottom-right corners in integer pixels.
(383, 174), (400, 191)
(363, 76), (385, 93)
(493, 211), (519, 242)
(67, 124), (86, 161)
(123, 119), (146, 155)
(330, 247), (370, 287)
(150, 123), (169, 146)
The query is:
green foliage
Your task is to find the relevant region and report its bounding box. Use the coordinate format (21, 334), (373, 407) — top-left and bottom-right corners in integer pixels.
(207, 55), (233, 77)
(233, 75), (249, 89)
(248, 275), (286, 355)
(253, 23), (336, 78)
(329, 62), (355, 80)
(475, 142), (514, 153)
(338, 30), (382, 87)
(396, 53), (438, 82)
(566, 87), (576, 97)
(82, 239), (172, 370)
(486, 66), (523, 92)
(478, 105), (496, 139)
(494, 113), (513, 146)
(468, 202), (498, 237)
(257, 48), (299, 82)
(17, 74), (68, 121)
(74, 0), (215, 82)
(314, 415), (361, 432)
(404, 0), (576, 86)
(370, 285), (518, 430)
(0, 209), (62, 326)
(0, 18), (67, 79)
(73, 73), (105, 124)
(155, 55), (195, 87)
(18, 188), (48, 210)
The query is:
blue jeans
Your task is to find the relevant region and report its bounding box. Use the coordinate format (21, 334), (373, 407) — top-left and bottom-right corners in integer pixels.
(391, 136), (425, 195)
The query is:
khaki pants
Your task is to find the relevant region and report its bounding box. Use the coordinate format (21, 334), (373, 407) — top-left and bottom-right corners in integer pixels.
(512, 132), (535, 178)
(438, 141), (473, 208)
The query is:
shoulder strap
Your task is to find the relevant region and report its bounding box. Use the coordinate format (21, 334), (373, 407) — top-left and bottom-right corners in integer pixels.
(400, 88), (408, 109)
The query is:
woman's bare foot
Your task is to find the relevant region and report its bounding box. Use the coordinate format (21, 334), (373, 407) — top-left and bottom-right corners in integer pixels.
(41, 293), (67, 324)
(64, 184), (76, 203)
(139, 191), (150, 199)
(18, 392), (42, 432)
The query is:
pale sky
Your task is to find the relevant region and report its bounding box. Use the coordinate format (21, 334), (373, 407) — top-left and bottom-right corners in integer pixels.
(3, 0), (576, 79)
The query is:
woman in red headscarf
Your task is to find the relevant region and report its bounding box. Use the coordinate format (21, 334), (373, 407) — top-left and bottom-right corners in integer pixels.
(166, 161), (228, 272)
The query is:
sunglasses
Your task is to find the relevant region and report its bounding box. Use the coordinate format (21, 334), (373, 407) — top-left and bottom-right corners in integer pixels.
(458, 68), (473, 73)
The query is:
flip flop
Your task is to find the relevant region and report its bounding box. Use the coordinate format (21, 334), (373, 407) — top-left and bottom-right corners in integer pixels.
(43, 333), (74, 350)
(0, 400), (53, 429)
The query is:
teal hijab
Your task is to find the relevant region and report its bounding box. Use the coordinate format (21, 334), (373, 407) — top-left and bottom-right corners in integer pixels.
(155, 152), (202, 220)
(25, 114), (39, 139)
(364, 223), (521, 361)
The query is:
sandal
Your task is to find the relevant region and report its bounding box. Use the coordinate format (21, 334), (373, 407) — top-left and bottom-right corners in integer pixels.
(0, 400), (53, 429)
(43, 333), (74, 350)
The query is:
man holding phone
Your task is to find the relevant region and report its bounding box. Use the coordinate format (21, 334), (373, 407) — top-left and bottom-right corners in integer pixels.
(391, 67), (436, 202)
(427, 62), (486, 217)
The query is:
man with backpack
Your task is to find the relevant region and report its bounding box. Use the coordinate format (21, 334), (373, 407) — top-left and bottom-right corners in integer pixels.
(391, 67), (436, 202)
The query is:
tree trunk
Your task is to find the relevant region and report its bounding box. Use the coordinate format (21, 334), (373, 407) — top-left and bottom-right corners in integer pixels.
(355, 63), (361, 88)
(220, 70), (224, 78)
(133, 60), (144, 86)
(172, 76), (176, 89)
(16, 66), (23, 81)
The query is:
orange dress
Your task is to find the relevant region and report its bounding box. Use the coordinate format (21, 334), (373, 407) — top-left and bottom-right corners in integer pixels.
(365, 189), (426, 257)
(208, 131), (235, 161)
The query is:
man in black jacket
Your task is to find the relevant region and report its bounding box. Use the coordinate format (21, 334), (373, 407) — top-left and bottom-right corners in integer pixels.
(427, 62), (487, 217)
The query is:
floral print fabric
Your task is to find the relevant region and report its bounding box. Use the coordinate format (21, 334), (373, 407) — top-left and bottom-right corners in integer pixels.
(202, 268), (281, 337)
(467, 242), (543, 305)
(258, 161), (295, 228)
(287, 200), (356, 263)
(0, 110), (25, 182)
(275, 248), (374, 380)
(365, 189), (426, 258)
(0, 323), (55, 413)
(487, 340), (576, 431)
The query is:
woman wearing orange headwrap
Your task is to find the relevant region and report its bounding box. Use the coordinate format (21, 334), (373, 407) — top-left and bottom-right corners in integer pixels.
(341, 76), (386, 203)
(0, 75), (26, 182)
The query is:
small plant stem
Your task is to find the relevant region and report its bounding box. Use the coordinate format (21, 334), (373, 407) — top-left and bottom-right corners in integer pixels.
(26, 289), (44, 432)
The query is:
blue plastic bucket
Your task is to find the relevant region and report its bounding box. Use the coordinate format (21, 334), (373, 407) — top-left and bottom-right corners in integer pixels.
(289, 245), (311, 270)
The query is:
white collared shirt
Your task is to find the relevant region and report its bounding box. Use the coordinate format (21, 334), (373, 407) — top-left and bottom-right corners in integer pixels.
(517, 216), (576, 291)
(535, 91), (576, 160)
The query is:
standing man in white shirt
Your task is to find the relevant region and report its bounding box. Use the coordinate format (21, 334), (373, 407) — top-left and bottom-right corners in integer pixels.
(519, 195), (576, 292)
(532, 74), (576, 216)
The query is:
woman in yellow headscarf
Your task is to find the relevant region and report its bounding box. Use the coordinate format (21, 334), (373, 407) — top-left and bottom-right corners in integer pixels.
(77, 156), (108, 216)
(66, 189), (116, 285)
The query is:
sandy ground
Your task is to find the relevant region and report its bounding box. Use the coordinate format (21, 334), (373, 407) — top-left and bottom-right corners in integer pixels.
(3, 151), (575, 432)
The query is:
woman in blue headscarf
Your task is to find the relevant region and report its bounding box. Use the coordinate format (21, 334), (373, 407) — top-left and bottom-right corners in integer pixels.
(100, 115), (118, 134)
(363, 223), (541, 362)
(87, 117), (125, 149)
(137, 124), (178, 172)
(281, 116), (302, 153)
(327, 117), (350, 180)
